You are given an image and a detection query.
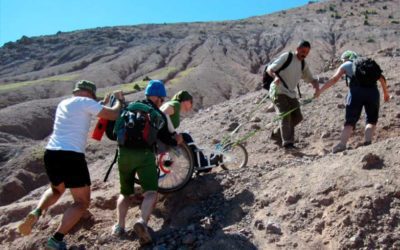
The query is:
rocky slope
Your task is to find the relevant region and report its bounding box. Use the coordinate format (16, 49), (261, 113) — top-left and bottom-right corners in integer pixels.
(0, 0), (400, 249)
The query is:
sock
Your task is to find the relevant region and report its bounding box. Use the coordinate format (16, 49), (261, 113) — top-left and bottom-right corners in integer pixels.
(53, 232), (65, 242)
(136, 218), (145, 225)
(32, 208), (42, 217)
(364, 124), (376, 143)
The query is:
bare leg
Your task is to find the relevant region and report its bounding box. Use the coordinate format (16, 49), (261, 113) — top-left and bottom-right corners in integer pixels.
(134, 191), (157, 245)
(139, 191), (158, 224)
(37, 183), (66, 211)
(339, 125), (353, 146)
(18, 183), (65, 236)
(332, 125), (353, 153)
(116, 194), (131, 228)
(56, 185), (90, 235)
(364, 123), (376, 144)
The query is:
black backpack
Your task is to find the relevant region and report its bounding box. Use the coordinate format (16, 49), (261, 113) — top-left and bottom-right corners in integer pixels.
(262, 52), (304, 97)
(350, 58), (382, 86)
(113, 101), (165, 148)
(105, 119), (117, 141)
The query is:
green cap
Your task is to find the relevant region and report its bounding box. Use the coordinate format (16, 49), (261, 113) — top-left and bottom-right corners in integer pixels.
(340, 50), (358, 61)
(73, 80), (97, 98)
(172, 90), (193, 103)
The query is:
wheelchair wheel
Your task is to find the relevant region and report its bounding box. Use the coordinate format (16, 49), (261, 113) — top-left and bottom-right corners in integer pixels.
(156, 143), (194, 193)
(220, 143), (248, 170)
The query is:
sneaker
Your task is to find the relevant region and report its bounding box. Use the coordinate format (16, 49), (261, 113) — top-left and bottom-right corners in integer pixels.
(111, 224), (125, 236)
(332, 143), (346, 153)
(133, 222), (152, 246)
(18, 211), (39, 236)
(46, 237), (67, 250)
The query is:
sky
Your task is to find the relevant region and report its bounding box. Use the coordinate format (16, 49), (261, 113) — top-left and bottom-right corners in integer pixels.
(0, 0), (310, 46)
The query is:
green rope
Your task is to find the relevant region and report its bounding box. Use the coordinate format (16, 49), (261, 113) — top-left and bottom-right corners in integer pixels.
(223, 97), (314, 147)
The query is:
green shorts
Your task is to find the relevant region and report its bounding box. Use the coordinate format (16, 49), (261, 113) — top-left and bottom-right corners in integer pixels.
(117, 147), (157, 195)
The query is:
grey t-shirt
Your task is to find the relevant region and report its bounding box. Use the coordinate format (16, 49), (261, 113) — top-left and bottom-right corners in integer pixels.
(267, 52), (316, 98)
(339, 61), (354, 77)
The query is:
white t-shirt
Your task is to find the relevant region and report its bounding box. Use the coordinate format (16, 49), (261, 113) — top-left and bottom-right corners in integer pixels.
(267, 52), (315, 98)
(46, 96), (103, 153)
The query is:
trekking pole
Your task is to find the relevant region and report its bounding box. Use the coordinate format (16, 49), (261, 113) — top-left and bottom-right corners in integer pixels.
(104, 149), (119, 182)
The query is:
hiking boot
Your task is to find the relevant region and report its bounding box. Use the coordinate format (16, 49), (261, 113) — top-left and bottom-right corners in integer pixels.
(133, 222), (152, 246)
(46, 237), (67, 250)
(270, 128), (282, 145)
(283, 143), (297, 150)
(209, 154), (223, 166)
(111, 224), (125, 236)
(18, 211), (39, 236)
(363, 141), (371, 146)
(266, 103), (275, 113)
(332, 143), (346, 153)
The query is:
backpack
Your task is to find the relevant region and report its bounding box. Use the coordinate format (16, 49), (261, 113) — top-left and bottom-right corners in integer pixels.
(113, 101), (165, 148)
(105, 119), (117, 141)
(262, 52), (304, 97)
(350, 58), (382, 86)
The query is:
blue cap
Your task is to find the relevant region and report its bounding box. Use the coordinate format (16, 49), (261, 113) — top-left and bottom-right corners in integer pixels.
(145, 80), (167, 97)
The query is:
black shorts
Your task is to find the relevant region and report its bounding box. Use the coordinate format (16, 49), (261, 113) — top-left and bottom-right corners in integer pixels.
(345, 86), (380, 128)
(44, 149), (91, 188)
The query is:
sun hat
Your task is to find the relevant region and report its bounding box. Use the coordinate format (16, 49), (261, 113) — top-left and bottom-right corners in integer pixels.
(73, 80), (97, 98)
(172, 90), (193, 103)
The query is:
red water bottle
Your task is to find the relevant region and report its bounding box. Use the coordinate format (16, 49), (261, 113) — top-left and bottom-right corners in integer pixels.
(92, 118), (108, 141)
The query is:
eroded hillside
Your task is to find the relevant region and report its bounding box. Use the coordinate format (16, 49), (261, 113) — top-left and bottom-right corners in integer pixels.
(0, 0), (399, 249)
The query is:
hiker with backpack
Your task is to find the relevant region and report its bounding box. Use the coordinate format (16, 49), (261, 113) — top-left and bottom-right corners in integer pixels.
(266, 40), (319, 149)
(111, 80), (178, 246)
(17, 80), (124, 250)
(314, 50), (389, 153)
(160, 90), (222, 170)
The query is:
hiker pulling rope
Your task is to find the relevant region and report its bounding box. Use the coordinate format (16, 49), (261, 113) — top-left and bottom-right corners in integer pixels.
(219, 96), (315, 148)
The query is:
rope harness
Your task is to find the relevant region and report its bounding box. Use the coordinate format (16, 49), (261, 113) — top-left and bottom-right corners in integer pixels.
(220, 95), (314, 148)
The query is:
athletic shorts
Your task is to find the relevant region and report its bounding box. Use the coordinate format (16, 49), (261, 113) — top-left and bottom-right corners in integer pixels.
(44, 149), (91, 188)
(345, 86), (380, 127)
(117, 147), (157, 195)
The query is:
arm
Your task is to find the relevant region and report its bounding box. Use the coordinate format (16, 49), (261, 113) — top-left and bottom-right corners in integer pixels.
(157, 113), (178, 146)
(379, 75), (390, 102)
(315, 67), (345, 98)
(311, 79), (319, 91)
(164, 113), (176, 133)
(302, 64), (319, 92)
(160, 103), (183, 143)
(267, 53), (289, 84)
(160, 104), (176, 133)
(97, 91), (124, 120)
(160, 104), (175, 116)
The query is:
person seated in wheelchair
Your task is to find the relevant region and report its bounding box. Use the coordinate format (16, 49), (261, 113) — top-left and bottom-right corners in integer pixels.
(160, 90), (222, 170)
